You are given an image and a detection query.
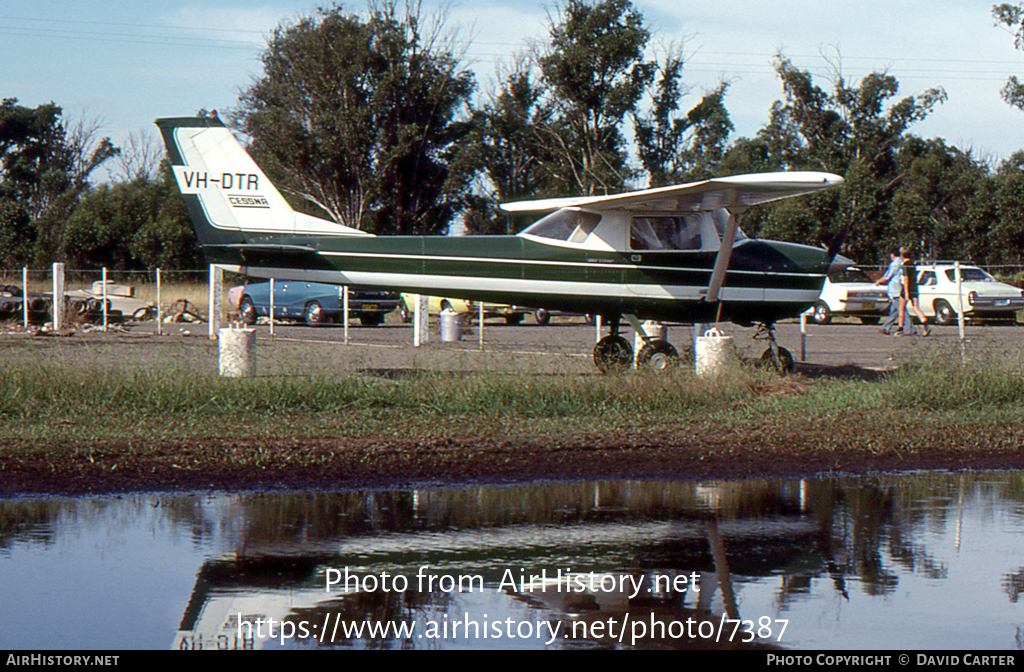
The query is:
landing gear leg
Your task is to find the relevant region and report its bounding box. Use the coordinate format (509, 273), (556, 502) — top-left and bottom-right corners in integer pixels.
(756, 323), (794, 375)
(593, 313), (632, 373)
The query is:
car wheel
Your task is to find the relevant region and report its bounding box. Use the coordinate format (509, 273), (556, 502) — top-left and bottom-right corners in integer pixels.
(934, 299), (955, 326)
(637, 339), (679, 372)
(593, 335), (633, 374)
(304, 301), (329, 326)
(812, 301), (831, 325)
(238, 296), (257, 326)
(534, 308), (550, 326)
(399, 302), (413, 323)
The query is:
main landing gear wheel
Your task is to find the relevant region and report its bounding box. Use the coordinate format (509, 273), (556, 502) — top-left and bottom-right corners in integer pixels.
(593, 335), (633, 373)
(636, 339), (679, 371)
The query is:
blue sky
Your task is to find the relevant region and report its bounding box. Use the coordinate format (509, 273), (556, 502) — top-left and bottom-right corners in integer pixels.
(2, 0), (1023, 181)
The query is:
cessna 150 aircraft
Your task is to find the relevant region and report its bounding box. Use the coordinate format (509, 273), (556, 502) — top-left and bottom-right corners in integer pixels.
(156, 116), (843, 372)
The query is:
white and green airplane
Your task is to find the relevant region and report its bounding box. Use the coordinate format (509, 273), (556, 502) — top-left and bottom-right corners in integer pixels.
(156, 116), (843, 372)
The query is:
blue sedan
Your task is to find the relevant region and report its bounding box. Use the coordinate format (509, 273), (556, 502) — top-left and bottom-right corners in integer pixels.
(236, 281), (400, 326)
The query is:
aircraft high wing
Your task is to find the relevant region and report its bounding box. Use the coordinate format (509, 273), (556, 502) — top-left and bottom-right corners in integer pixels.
(156, 116), (844, 373)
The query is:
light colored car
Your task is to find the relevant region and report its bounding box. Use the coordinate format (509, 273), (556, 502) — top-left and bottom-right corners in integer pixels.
(811, 266), (890, 325)
(914, 263), (1024, 325)
(398, 294), (531, 324)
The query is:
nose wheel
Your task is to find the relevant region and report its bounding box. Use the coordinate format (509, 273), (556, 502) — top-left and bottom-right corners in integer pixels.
(755, 323), (794, 374)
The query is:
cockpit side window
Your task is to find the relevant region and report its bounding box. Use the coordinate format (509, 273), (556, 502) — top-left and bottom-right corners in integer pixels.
(521, 209), (602, 243)
(629, 216), (702, 251)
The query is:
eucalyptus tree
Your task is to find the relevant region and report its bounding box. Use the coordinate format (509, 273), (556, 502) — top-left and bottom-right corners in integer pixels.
(633, 47), (733, 186)
(0, 98), (115, 266)
(535, 0), (655, 195)
(237, 1), (477, 235)
(748, 57), (946, 263)
(993, 3), (1024, 111)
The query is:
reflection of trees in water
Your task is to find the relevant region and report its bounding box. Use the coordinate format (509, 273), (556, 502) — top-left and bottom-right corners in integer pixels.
(1003, 569), (1024, 604)
(0, 500), (63, 552)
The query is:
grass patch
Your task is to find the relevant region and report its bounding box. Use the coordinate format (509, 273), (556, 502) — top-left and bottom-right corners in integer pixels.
(1, 341), (1022, 442)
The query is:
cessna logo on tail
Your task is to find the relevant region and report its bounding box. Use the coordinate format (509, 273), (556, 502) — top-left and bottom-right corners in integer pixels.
(227, 195), (270, 209)
(173, 168), (260, 193)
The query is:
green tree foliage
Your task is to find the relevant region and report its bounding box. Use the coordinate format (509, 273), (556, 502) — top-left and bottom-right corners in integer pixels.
(633, 47), (733, 185)
(993, 3), (1024, 111)
(62, 162), (200, 270)
(464, 60), (559, 234)
(536, 0), (655, 195)
(236, 1), (476, 235)
(992, 153), (1024, 264)
(741, 58), (947, 263)
(0, 98), (116, 267)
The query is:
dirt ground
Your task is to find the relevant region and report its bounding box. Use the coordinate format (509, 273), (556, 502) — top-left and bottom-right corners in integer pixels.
(2, 315), (1023, 495)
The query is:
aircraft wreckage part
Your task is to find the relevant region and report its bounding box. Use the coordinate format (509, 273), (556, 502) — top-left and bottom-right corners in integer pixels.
(218, 327), (256, 378)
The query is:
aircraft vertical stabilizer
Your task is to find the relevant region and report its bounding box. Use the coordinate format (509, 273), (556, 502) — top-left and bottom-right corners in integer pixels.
(155, 117), (368, 248)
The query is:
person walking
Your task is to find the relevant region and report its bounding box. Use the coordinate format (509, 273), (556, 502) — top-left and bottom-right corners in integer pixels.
(874, 248), (904, 335)
(897, 247), (930, 336)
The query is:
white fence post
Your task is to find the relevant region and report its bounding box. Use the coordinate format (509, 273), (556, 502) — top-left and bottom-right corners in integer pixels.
(21, 266), (28, 329)
(269, 278), (276, 336)
(101, 267), (109, 331)
(208, 264), (223, 339)
(413, 294), (429, 346)
(955, 261), (966, 362)
(156, 268), (162, 335)
(51, 262), (65, 331)
(342, 285), (350, 345)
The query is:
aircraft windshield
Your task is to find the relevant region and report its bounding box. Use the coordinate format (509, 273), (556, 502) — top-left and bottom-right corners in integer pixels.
(521, 210), (602, 243)
(630, 216), (702, 250)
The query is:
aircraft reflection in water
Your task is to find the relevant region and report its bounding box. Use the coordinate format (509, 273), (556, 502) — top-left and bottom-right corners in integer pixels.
(158, 475), (1014, 650)
(4, 475), (1024, 650)
(156, 117), (843, 372)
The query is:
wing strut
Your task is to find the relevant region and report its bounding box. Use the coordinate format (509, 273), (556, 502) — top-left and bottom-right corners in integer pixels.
(703, 206), (745, 303)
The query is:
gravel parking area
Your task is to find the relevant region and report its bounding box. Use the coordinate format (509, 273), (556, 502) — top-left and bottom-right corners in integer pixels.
(4, 314), (1018, 377)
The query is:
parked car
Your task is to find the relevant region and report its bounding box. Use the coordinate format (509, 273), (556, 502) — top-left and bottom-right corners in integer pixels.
(914, 263), (1024, 325)
(531, 308), (593, 325)
(811, 266), (890, 324)
(236, 281), (400, 326)
(397, 294), (531, 325)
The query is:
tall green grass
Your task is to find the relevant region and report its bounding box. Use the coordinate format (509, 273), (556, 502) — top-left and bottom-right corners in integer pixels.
(1, 344), (1022, 440)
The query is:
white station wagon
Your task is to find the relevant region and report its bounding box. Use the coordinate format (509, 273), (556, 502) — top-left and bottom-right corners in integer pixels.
(914, 263), (1024, 325)
(812, 266), (890, 325)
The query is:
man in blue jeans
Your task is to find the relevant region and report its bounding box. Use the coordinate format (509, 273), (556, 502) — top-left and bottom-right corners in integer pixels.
(874, 248), (907, 335)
